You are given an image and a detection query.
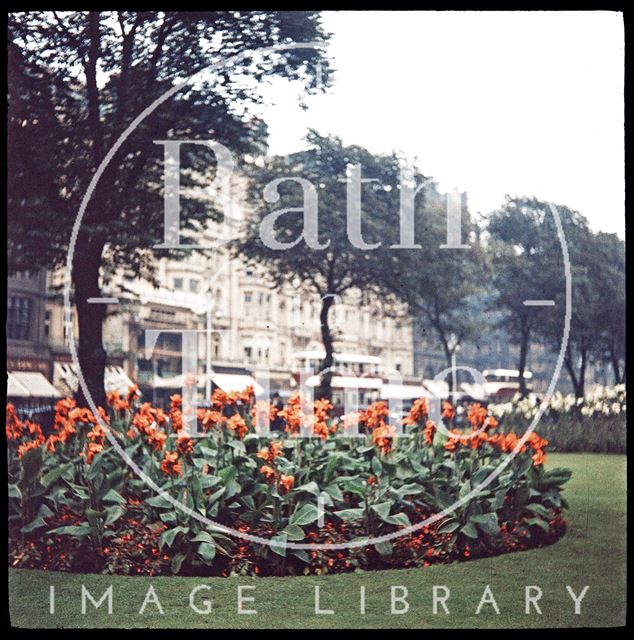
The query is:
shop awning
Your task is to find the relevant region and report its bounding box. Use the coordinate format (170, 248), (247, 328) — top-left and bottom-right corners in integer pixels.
(7, 373), (30, 398)
(7, 371), (61, 398)
(380, 383), (428, 400)
(53, 363), (138, 396)
(304, 375), (382, 390)
(152, 374), (204, 389)
(211, 373), (264, 395)
(422, 380), (449, 399)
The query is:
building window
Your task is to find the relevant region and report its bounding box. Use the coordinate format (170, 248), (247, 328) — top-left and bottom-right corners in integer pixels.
(189, 279), (200, 293)
(243, 346), (253, 363)
(44, 310), (51, 337)
(243, 291), (253, 309)
(173, 277), (183, 290)
(7, 296), (31, 340)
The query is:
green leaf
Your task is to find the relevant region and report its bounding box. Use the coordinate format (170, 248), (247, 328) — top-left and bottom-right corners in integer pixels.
(21, 514), (49, 533)
(394, 483), (424, 496)
(470, 512), (500, 536)
(197, 541), (216, 564)
(333, 508), (365, 522)
(282, 524), (305, 541)
(191, 531), (215, 544)
(524, 503), (551, 518)
(145, 494), (173, 509)
(290, 503), (321, 526)
(437, 518), (461, 534)
(171, 553), (186, 574)
(207, 486), (226, 506)
(460, 522), (479, 539)
(41, 462), (73, 488)
(102, 488), (126, 505)
(20, 446), (43, 481)
(270, 533), (288, 557)
(524, 517), (550, 533)
(293, 481), (320, 495)
(48, 524), (92, 538)
(291, 549), (310, 563)
(370, 501), (392, 521)
(342, 479), (367, 496)
(324, 484), (343, 501)
(374, 540), (393, 556)
(160, 526), (188, 549)
(8, 484), (21, 499)
(104, 505), (124, 526)
(385, 512), (411, 527)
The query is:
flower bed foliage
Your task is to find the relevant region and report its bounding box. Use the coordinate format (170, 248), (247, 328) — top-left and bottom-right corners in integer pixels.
(7, 390), (570, 577)
(488, 385), (626, 453)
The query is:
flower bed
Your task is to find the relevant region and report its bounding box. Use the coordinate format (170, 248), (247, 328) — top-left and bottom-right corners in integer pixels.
(488, 385), (626, 453)
(7, 391), (570, 577)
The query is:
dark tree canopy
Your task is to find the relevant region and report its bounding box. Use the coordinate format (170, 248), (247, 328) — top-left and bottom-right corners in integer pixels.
(234, 132), (410, 399)
(8, 11), (331, 406)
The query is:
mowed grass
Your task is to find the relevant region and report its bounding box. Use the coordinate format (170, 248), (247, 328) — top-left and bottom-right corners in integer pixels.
(9, 453), (626, 628)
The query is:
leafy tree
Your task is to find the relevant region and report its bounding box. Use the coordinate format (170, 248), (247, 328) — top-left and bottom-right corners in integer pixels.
(391, 188), (488, 390)
(234, 132), (406, 400)
(591, 232), (626, 384)
(8, 11), (331, 406)
(545, 229), (625, 395)
(488, 196), (595, 398)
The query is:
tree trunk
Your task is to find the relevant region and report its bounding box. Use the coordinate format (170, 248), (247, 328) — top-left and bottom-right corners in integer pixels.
(440, 338), (454, 393)
(564, 345), (584, 399)
(610, 345), (623, 385)
(316, 295), (335, 401)
(577, 348), (587, 398)
(72, 235), (107, 408)
(517, 318), (531, 398)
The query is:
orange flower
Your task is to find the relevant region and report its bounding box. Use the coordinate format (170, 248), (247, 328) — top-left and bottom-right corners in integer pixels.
(226, 414), (248, 439)
(441, 401), (455, 420)
(147, 429), (167, 452)
(17, 439), (42, 459)
(257, 440), (283, 464)
(367, 475), (377, 486)
(372, 423), (396, 455)
(443, 429), (467, 452)
(199, 409), (224, 431)
(362, 401), (389, 431)
(83, 442), (104, 464)
(423, 419), (436, 445)
(127, 384), (140, 404)
(211, 388), (234, 411)
(279, 474), (295, 494)
(278, 393), (304, 435)
(259, 464), (276, 481)
(342, 411), (361, 435)
(239, 385), (255, 404)
(532, 449), (547, 466)
(176, 436), (195, 456)
(467, 403), (487, 428)
(251, 400), (278, 427)
(161, 451), (182, 476)
(45, 433), (63, 453)
(311, 398), (333, 440)
(403, 396), (429, 427)
(106, 390), (129, 412)
(6, 403), (24, 440)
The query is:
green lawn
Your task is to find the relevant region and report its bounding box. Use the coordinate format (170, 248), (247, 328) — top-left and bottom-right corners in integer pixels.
(9, 453), (627, 628)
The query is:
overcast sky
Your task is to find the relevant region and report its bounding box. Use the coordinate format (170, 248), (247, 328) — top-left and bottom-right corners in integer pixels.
(258, 11), (624, 237)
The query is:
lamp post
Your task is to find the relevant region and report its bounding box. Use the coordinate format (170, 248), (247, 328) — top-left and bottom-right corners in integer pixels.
(205, 303), (212, 402)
